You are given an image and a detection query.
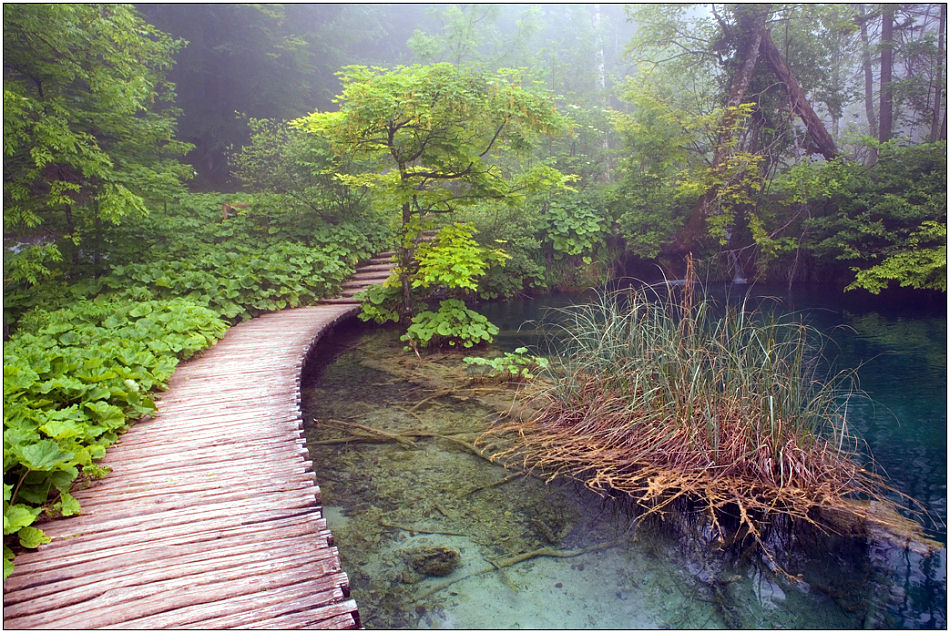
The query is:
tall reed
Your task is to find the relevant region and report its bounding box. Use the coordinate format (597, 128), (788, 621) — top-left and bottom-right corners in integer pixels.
(490, 269), (896, 554)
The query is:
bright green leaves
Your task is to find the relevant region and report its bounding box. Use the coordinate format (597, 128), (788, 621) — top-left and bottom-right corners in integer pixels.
(3, 504), (41, 537)
(356, 284), (403, 325)
(846, 221), (947, 294)
(400, 299), (500, 350)
(413, 223), (509, 292)
(15, 526), (50, 550)
(543, 194), (608, 260)
(292, 63), (571, 327)
(463, 347), (550, 381)
(13, 440), (74, 472)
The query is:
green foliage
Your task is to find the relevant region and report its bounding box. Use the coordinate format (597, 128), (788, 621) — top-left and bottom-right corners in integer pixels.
(291, 63), (571, 215)
(4, 298), (227, 577)
(542, 191), (609, 262)
(610, 73), (714, 259)
(463, 347), (549, 380)
(4, 193), (392, 328)
(775, 141), (947, 292)
(292, 63), (572, 322)
(229, 117), (368, 224)
(3, 4), (193, 285)
(413, 223), (510, 292)
(356, 283), (402, 325)
(400, 299), (499, 350)
(847, 221), (947, 294)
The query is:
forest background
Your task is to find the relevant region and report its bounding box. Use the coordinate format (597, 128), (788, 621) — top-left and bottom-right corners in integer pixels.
(2, 3), (947, 576)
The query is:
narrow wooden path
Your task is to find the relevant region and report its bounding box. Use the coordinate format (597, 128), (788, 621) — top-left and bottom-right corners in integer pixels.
(3, 254), (396, 629)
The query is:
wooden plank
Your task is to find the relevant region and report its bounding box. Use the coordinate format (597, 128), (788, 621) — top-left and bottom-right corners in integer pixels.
(96, 439), (309, 469)
(70, 460), (315, 494)
(3, 535), (342, 611)
(33, 490), (321, 540)
(3, 516), (333, 593)
(53, 481), (321, 526)
(6, 554), (346, 629)
(243, 599), (360, 630)
(108, 580), (350, 629)
(70, 468), (317, 501)
(8, 513), (330, 575)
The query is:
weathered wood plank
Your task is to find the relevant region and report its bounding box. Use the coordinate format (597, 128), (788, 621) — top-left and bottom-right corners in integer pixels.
(3, 535), (343, 613)
(6, 554), (347, 629)
(110, 582), (349, 629)
(241, 598), (360, 630)
(7, 513), (331, 575)
(3, 517), (333, 593)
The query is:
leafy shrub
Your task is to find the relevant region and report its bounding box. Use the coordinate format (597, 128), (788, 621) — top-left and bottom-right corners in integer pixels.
(543, 192), (608, 263)
(463, 347), (549, 380)
(4, 298), (227, 578)
(400, 299), (499, 350)
(356, 283), (402, 325)
(774, 140), (947, 292)
(413, 222), (509, 291)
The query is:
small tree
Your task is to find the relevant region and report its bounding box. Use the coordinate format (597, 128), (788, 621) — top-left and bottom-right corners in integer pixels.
(3, 4), (192, 285)
(292, 63), (572, 326)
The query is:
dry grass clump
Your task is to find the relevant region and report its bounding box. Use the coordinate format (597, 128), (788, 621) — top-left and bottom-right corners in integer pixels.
(486, 265), (902, 560)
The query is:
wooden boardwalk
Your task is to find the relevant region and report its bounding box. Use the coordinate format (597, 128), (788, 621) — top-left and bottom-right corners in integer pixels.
(3, 254), (396, 629)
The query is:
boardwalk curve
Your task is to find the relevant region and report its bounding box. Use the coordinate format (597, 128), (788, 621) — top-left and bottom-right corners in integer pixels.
(3, 253), (396, 628)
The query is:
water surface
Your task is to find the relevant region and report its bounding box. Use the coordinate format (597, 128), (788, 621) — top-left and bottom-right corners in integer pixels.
(302, 285), (946, 628)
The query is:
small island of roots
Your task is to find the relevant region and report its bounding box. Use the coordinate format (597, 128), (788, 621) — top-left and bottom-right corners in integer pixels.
(481, 261), (940, 570)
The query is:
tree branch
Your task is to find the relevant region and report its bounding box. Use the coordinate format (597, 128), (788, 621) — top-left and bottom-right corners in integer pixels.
(480, 118), (509, 157)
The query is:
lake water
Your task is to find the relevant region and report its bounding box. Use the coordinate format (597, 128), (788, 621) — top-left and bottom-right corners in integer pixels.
(301, 283), (946, 628)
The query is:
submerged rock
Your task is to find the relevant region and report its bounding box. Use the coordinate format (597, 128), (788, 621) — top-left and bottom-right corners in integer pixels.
(403, 545), (462, 577)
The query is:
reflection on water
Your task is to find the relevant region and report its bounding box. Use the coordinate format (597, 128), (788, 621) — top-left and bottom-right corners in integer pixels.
(302, 285), (946, 629)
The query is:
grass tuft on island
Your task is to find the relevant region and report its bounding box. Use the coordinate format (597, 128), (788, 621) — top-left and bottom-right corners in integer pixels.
(486, 263), (924, 566)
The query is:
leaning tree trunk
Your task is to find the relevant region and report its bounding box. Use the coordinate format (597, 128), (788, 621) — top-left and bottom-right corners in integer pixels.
(669, 5), (770, 258)
(761, 29), (837, 159)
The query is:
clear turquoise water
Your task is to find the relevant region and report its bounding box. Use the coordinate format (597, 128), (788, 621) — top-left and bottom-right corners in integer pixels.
(304, 284), (946, 628)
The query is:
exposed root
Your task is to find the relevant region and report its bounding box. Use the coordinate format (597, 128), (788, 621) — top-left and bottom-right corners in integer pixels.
(482, 401), (930, 574)
(313, 418), (512, 468)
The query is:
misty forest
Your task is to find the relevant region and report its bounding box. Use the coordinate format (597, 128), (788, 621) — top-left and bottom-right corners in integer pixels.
(3, 3), (947, 629)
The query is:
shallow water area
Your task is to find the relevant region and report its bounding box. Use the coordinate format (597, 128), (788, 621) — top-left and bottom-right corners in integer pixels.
(300, 316), (943, 629)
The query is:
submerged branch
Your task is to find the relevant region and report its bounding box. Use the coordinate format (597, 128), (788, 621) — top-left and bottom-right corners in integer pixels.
(416, 539), (625, 599)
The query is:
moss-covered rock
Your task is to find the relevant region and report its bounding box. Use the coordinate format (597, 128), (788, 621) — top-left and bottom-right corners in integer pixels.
(402, 545), (462, 576)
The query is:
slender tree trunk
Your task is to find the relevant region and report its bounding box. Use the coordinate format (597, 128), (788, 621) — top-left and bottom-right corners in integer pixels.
(64, 203), (79, 270)
(930, 3), (946, 142)
(592, 4), (611, 183)
(398, 200), (415, 320)
(858, 4), (879, 140)
(761, 29), (837, 159)
(879, 4), (895, 144)
(669, 5), (769, 257)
